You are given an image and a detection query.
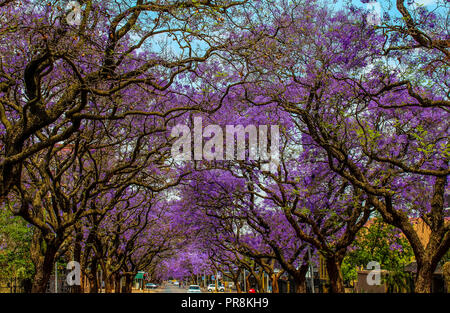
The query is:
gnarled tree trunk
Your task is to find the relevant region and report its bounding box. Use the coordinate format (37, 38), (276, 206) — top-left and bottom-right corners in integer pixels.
(271, 274), (280, 293)
(325, 255), (345, 293)
(114, 273), (121, 293)
(124, 274), (133, 293)
(88, 274), (99, 293)
(104, 274), (114, 293)
(30, 230), (60, 293)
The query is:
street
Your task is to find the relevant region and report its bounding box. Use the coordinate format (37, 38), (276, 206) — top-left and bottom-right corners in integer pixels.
(134, 282), (200, 293)
(133, 282), (232, 293)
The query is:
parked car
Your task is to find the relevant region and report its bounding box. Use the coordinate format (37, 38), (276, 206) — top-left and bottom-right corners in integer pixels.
(173, 281), (180, 286)
(145, 283), (158, 289)
(248, 288), (256, 293)
(207, 284), (225, 292)
(188, 285), (202, 293)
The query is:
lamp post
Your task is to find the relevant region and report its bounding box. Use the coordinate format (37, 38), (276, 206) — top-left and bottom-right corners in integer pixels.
(55, 261), (58, 293)
(243, 269), (246, 293)
(307, 245), (315, 293)
(306, 224), (315, 293)
(215, 270), (218, 292)
(54, 233), (58, 293)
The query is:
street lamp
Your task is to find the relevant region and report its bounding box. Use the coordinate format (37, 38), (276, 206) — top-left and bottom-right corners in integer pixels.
(243, 269), (246, 293)
(306, 225), (315, 293)
(307, 245), (315, 293)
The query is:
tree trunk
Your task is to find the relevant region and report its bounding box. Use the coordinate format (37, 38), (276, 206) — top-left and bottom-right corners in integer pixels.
(415, 262), (433, 293)
(71, 227), (83, 293)
(232, 276), (241, 293)
(104, 274), (114, 293)
(245, 274), (251, 291)
(87, 258), (99, 293)
(325, 256), (345, 293)
(257, 273), (264, 293)
(31, 261), (54, 293)
(88, 274), (99, 293)
(30, 230), (59, 293)
(294, 276), (306, 293)
(235, 281), (242, 293)
(114, 274), (121, 293)
(271, 274), (279, 293)
(124, 274), (133, 293)
(292, 264), (308, 293)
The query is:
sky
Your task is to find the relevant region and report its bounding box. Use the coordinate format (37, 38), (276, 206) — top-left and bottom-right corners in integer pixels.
(331, 0), (445, 14)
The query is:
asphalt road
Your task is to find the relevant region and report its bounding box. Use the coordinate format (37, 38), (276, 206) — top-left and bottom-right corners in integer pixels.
(159, 283), (190, 293)
(138, 282), (203, 293)
(137, 282), (235, 293)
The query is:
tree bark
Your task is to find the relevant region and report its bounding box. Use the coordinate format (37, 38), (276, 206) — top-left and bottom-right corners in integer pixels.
(291, 263), (308, 293)
(235, 280), (242, 293)
(30, 230), (60, 293)
(86, 257), (99, 293)
(245, 273), (251, 291)
(271, 274), (280, 293)
(414, 257), (436, 293)
(231, 274), (242, 293)
(124, 274), (133, 293)
(88, 274), (99, 293)
(104, 274), (114, 293)
(325, 255), (345, 293)
(71, 227), (83, 293)
(114, 274), (121, 293)
(294, 276), (306, 293)
(257, 272), (265, 293)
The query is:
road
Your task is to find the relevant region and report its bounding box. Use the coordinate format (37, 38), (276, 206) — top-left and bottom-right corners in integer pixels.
(136, 282), (204, 293)
(136, 282), (236, 293)
(157, 283), (190, 293)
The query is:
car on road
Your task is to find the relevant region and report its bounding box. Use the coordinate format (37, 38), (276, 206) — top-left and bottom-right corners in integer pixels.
(187, 285), (202, 293)
(207, 284), (225, 292)
(145, 283), (158, 289)
(173, 281), (180, 286)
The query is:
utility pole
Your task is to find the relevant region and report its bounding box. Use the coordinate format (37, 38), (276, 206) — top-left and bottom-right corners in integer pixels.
(54, 232), (58, 293)
(307, 246), (315, 293)
(306, 223), (315, 294)
(100, 269), (103, 293)
(243, 269), (246, 293)
(215, 270), (218, 292)
(261, 271), (264, 292)
(55, 261), (58, 293)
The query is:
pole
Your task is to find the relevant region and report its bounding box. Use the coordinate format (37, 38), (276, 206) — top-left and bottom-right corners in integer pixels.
(100, 269), (103, 293)
(262, 271), (264, 292)
(55, 261), (58, 293)
(215, 270), (218, 292)
(307, 245), (315, 293)
(243, 269), (246, 293)
(54, 232), (58, 293)
(306, 224), (315, 294)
